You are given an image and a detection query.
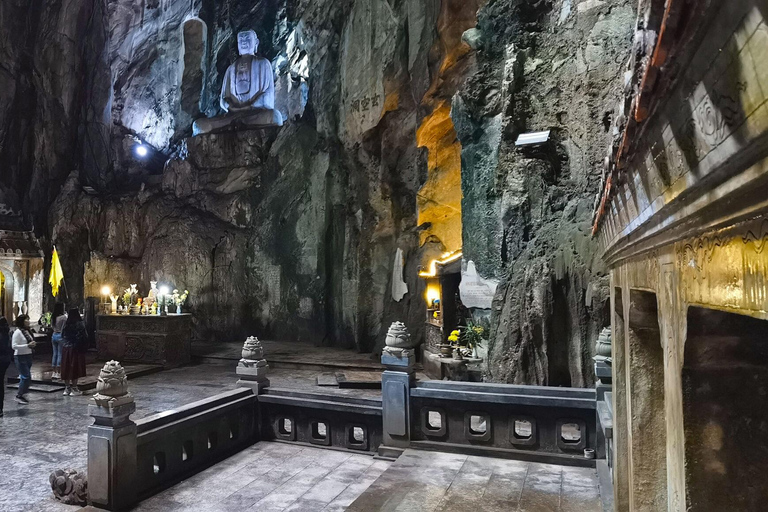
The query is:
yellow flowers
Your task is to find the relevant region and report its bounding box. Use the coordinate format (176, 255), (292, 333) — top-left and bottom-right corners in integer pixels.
(447, 329), (461, 344)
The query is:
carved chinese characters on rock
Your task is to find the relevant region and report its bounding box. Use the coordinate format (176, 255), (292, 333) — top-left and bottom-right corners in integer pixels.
(350, 94), (381, 114)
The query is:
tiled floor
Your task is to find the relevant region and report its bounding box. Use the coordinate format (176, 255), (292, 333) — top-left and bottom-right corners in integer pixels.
(0, 358), (379, 512)
(192, 339), (385, 371)
(0, 354), (602, 512)
(134, 442), (390, 511)
(348, 449), (602, 512)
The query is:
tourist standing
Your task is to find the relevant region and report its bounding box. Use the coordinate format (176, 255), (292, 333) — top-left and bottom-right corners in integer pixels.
(61, 309), (87, 396)
(12, 314), (36, 405)
(0, 317), (11, 417)
(51, 303), (67, 379)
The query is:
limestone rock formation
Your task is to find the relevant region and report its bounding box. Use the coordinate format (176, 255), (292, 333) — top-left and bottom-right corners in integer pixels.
(1, 0), (635, 386)
(455, 0), (634, 386)
(32, 0), (450, 349)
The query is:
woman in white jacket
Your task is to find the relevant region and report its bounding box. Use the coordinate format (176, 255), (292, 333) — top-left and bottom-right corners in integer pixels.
(12, 314), (36, 405)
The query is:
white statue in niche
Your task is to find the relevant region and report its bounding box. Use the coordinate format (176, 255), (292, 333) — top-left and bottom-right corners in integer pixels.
(193, 30), (284, 135)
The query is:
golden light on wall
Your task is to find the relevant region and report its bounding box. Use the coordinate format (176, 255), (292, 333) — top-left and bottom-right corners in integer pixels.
(416, 102), (463, 254)
(419, 251), (463, 278)
(426, 283), (441, 305)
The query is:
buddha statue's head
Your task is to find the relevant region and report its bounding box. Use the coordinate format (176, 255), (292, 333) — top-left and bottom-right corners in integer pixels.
(237, 30), (259, 56)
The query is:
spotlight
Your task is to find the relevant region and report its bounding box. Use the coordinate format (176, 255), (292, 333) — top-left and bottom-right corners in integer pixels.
(101, 285), (111, 296)
(135, 144), (149, 158)
(159, 286), (170, 296)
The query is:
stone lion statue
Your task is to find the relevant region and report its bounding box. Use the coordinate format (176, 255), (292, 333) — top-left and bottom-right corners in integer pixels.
(49, 468), (87, 506)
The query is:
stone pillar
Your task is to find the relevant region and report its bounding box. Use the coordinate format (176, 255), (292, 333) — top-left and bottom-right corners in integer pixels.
(594, 327), (613, 466)
(236, 336), (270, 395)
(87, 361), (137, 511)
(379, 322), (417, 459)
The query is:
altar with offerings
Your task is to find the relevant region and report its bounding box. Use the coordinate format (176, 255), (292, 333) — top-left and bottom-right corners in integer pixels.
(95, 281), (192, 367)
(96, 313), (192, 367)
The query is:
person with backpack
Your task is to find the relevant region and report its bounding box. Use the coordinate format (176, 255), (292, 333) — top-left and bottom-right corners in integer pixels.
(12, 314), (37, 405)
(0, 317), (12, 417)
(61, 308), (87, 396)
(50, 303), (67, 379)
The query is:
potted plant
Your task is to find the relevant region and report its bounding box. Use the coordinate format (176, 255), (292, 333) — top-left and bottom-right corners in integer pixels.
(461, 321), (487, 359)
(447, 329), (463, 359)
(39, 312), (53, 335)
(439, 329), (459, 358)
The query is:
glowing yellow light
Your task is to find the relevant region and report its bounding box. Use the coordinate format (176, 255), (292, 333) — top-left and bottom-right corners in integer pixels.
(426, 285), (441, 305)
(419, 251), (463, 278)
(101, 285), (111, 296)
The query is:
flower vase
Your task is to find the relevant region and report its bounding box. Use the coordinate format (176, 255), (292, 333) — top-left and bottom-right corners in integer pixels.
(176, 305), (181, 315)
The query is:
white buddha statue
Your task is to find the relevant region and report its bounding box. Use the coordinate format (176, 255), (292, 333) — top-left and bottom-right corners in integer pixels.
(193, 30), (283, 135)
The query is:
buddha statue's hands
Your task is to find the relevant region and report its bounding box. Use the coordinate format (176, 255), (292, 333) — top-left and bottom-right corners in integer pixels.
(222, 91), (265, 113)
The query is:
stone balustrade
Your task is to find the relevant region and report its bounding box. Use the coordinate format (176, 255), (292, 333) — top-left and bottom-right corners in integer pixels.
(378, 321), (601, 467)
(87, 361), (258, 511)
(86, 330), (604, 510)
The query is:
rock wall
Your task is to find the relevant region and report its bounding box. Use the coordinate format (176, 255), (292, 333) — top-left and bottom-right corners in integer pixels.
(454, 0), (635, 386)
(1, 0), (635, 383)
(0, 0), (110, 230)
(36, 0), (478, 349)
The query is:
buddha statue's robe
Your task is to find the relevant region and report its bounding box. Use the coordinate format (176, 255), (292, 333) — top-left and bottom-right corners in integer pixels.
(193, 36), (283, 135)
(221, 55), (276, 112)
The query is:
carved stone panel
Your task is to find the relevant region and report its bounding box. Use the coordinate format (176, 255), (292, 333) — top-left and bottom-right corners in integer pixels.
(96, 314), (192, 367)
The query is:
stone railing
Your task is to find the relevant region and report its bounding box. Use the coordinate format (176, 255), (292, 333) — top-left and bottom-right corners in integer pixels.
(408, 381), (597, 467)
(134, 388), (257, 498)
(257, 389), (383, 453)
(86, 331), (604, 510)
(379, 322), (601, 467)
(87, 362), (257, 510)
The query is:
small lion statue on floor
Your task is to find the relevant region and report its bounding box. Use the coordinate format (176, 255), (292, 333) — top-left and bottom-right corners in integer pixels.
(49, 469), (87, 506)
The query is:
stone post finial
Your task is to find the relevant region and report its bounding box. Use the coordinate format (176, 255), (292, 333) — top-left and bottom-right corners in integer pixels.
(385, 321), (414, 348)
(382, 321), (416, 370)
(93, 361), (130, 401)
(593, 327), (612, 385)
(595, 327), (612, 358)
(90, 360), (135, 421)
(237, 336), (270, 394)
(241, 336), (264, 360)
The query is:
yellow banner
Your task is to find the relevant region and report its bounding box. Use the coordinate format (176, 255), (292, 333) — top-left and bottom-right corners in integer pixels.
(49, 246), (65, 297)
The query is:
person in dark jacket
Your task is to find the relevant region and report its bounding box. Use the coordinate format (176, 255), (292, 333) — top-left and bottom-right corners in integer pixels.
(61, 309), (87, 396)
(0, 317), (11, 417)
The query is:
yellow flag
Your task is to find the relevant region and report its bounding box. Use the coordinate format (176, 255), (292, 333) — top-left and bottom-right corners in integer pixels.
(49, 246), (65, 297)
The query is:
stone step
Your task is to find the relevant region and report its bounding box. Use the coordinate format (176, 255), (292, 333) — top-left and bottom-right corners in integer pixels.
(6, 381), (66, 393)
(7, 363), (163, 391)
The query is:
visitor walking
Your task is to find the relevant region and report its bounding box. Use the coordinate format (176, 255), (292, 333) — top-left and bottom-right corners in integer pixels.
(12, 314), (36, 405)
(51, 303), (67, 379)
(61, 309), (87, 396)
(0, 317), (11, 417)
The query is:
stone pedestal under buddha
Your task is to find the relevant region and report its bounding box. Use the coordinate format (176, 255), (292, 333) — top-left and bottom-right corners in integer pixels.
(193, 30), (283, 135)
